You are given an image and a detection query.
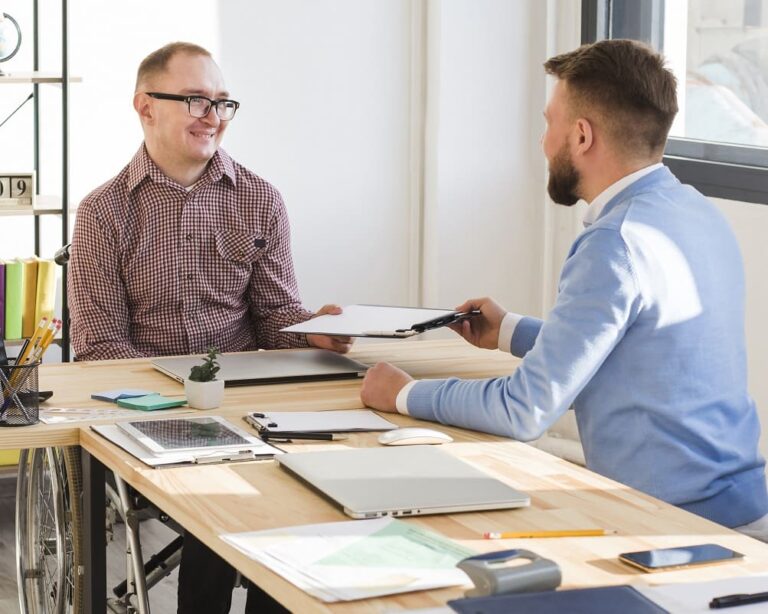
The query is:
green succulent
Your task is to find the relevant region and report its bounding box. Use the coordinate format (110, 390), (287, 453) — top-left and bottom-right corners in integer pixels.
(188, 347), (221, 382)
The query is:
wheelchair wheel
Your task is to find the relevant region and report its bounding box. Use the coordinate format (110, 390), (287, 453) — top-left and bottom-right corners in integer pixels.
(16, 447), (84, 614)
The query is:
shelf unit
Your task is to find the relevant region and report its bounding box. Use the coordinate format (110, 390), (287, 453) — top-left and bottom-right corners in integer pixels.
(1, 0), (74, 360)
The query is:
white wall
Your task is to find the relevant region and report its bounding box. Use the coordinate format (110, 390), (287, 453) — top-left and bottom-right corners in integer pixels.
(715, 199), (768, 459)
(218, 0), (414, 310)
(426, 0), (547, 315)
(217, 0), (548, 315)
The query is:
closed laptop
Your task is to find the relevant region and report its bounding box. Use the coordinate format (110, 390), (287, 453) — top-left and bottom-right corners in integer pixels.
(277, 446), (530, 519)
(152, 348), (368, 387)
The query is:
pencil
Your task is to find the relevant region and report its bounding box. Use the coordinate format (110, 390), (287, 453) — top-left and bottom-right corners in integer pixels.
(15, 317), (48, 366)
(483, 529), (617, 539)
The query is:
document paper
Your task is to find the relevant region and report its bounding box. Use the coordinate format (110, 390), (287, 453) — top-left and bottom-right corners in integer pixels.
(220, 517), (474, 602)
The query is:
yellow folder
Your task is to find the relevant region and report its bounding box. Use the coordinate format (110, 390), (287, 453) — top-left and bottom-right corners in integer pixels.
(34, 258), (56, 325)
(21, 257), (39, 338)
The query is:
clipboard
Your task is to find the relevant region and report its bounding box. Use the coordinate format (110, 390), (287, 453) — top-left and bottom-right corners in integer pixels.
(91, 420), (282, 468)
(244, 410), (398, 436)
(280, 304), (481, 338)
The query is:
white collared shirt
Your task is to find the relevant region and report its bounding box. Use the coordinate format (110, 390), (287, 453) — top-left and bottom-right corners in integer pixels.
(395, 162), (663, 415)
(582, 162), (662, 227)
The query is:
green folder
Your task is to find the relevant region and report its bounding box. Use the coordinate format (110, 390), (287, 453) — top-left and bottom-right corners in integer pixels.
(4, 260), (24, 340)
(116, 394), (187, 411)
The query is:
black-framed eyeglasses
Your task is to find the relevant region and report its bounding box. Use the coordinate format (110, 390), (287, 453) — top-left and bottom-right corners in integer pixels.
(146, 92), (240, 121)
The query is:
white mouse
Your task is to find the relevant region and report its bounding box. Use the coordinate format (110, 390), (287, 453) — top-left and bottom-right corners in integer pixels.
(378, 427), (454, 446)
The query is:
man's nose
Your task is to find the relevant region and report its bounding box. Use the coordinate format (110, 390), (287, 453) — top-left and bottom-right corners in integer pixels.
(200, 105), (220, 125)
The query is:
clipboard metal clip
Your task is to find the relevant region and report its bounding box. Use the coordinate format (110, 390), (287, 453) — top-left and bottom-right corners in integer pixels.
(406, 309), (481, 334)
(192, 450), (255, 464)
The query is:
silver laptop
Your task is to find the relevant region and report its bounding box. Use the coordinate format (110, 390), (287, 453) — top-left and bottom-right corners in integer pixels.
(277, 446), (529, 518)
(152, 349), (368, 387)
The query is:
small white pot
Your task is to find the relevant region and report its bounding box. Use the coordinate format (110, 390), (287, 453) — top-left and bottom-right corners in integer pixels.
(184, 379), (225, 410)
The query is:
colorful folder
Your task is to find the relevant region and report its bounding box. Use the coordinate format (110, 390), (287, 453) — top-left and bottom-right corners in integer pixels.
(20, 257), (38, 338)
(34, 258), (56, 326)
(4, 259), (24, 340)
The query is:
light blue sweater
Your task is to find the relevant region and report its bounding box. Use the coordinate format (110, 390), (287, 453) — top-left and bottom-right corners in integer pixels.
(407, 167), (768, 527)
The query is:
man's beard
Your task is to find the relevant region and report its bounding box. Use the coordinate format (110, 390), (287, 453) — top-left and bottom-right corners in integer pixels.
(547, 144), (581, 206)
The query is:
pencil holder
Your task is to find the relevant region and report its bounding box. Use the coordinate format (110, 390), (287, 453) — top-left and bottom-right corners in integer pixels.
(0, 360), (40, 427)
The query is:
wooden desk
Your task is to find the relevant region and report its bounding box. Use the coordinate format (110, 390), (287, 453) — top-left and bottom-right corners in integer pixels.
(5, 339), (768, 613)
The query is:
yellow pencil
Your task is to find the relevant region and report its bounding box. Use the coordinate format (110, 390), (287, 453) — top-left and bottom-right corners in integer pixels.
(36, 319), (60, 356)
(15, 317), (48, 366)
(483, 529), (617, 539)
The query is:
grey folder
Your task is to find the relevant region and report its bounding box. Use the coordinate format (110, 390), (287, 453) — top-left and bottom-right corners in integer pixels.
(277, 446), (530, 519)
(152, 349), (368, 387)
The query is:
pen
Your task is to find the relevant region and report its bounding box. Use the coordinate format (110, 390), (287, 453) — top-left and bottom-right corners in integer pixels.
(483, 529), (617, 539)
(261, 432), (348, 442)
(710, 591), (768, 609)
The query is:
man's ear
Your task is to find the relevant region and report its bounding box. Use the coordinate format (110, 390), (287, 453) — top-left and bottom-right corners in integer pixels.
(134, 93), (154, 125)
(574, 117), (594, 155)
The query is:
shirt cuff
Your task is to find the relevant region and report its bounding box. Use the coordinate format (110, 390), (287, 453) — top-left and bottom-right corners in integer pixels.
(395, 380), (418, 415)
(498, 312), (523, 353)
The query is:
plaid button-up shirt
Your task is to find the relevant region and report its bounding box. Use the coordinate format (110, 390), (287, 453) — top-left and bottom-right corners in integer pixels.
(68, 145), (312, 360)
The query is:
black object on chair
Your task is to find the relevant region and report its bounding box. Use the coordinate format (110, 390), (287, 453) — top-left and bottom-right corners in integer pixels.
(54, 243), (71, 266)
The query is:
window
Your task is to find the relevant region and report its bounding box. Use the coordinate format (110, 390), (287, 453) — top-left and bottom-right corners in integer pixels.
(582, 0), (768, 204)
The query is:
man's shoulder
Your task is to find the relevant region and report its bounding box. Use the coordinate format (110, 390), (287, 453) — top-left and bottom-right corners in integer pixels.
(224, 154), (284, 204)
(79, 163), (133, 213)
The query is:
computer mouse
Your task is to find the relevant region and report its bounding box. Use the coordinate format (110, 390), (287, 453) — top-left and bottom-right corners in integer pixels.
(378, 427), (454, 446)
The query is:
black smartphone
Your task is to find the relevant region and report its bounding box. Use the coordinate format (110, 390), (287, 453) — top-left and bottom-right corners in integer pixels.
(618, 543), (743, 572)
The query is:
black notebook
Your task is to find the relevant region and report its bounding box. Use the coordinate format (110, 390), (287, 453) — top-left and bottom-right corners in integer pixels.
(448, 585), (668, 614)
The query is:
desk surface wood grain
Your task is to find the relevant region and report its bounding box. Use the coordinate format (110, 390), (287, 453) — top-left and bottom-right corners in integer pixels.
(5, 339), (768, 612)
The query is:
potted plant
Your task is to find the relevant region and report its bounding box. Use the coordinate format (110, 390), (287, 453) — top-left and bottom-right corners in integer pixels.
(184, 347), (224, 410)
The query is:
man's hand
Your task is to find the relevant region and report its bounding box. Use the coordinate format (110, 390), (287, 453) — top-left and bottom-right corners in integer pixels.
(306, 304), (354, 354)
(360, 362), (413, 413)
(448, 297), (507, 350)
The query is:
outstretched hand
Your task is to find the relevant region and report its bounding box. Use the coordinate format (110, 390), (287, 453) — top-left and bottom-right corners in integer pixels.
(306, 304), (354, 354)
(447, 297), (507, 350)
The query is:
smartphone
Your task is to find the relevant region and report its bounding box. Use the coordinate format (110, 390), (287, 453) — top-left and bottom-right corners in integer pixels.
(618, 543), (743, 572)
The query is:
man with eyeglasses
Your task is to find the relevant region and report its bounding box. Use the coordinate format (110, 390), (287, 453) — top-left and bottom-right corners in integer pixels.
(68, 42), (347, 613)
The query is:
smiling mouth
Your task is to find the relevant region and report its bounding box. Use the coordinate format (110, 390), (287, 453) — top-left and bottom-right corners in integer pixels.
(190, 131), (216, 139)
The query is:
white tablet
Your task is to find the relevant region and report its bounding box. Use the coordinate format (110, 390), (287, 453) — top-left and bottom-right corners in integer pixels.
(116, 416), (263, 455)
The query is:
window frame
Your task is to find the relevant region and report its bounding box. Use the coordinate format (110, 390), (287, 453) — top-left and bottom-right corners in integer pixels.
(581, 0), (768, 205)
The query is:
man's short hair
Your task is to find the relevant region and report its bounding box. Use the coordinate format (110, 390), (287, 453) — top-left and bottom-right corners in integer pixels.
(135, 42), (212, 93)
(544, 39), (678, 157)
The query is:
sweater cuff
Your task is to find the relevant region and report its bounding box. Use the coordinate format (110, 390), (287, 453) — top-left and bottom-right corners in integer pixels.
(498, 312), (523, 353)
(401, 379), (447, 422)
(395, 380), (418, 415)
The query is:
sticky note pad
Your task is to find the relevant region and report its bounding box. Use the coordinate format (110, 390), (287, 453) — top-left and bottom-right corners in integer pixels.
(92, 389), (157, 403)
(116, 394), (187, 411)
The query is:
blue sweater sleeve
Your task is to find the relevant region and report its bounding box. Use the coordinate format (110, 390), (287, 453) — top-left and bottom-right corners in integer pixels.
(407, 229), (643, 441)
(510, 316), (543, 356)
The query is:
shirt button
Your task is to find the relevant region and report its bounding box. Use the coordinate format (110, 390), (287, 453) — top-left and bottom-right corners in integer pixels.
(186, 233), (193, 242)
(187, 273), (194, 280)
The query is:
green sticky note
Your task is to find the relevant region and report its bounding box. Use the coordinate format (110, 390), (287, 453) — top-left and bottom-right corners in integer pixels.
(116, 394), (187, 411)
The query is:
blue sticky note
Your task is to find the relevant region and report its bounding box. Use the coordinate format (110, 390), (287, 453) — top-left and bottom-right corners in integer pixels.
(91, 389), (157, 403)
(115, 394), (187, 411)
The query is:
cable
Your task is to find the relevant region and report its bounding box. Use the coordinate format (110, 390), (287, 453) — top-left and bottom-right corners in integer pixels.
(0, 91), (34, 129)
